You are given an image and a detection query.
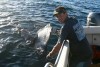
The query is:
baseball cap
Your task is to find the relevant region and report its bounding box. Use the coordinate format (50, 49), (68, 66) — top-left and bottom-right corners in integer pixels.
(53, 6), (66, 16)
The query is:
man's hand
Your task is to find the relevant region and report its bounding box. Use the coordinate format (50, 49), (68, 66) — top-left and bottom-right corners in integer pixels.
(46, 52), (52, 59)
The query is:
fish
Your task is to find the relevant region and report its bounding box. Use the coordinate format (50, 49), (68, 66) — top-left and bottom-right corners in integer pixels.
(34, 24), (52, 59)
(17, 24), (52, 58)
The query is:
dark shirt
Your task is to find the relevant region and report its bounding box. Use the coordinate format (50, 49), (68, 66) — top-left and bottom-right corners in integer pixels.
(58, 17), (92, 61)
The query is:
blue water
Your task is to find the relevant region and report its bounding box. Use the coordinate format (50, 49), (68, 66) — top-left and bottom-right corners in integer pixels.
(0, 0), (100, 67)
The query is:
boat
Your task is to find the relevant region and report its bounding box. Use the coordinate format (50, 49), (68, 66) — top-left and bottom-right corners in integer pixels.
(44, 12), (100, 67)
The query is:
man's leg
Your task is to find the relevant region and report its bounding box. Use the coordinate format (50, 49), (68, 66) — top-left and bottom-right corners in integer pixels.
(76, 60), (91, 67)
(69, 58), (91, 67)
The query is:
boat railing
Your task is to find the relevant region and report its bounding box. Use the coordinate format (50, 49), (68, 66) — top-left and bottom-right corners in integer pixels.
(44, 40), (69, 67)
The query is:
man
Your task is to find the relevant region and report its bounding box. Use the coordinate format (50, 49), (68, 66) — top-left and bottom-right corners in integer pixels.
(46, 6), (92, 67)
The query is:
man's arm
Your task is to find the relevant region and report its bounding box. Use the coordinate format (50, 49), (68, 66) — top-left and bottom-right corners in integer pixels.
(46, 43), (62, 58)
(46, 24), (69, 58)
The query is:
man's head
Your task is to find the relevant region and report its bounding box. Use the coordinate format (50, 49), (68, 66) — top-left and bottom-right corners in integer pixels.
(53, 6), (68, 23)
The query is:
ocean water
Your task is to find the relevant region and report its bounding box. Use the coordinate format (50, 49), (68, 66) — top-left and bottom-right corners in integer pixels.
(0, 0), (100, 67)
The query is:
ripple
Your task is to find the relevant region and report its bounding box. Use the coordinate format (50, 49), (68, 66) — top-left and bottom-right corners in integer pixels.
(0, 12), (13, 18)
